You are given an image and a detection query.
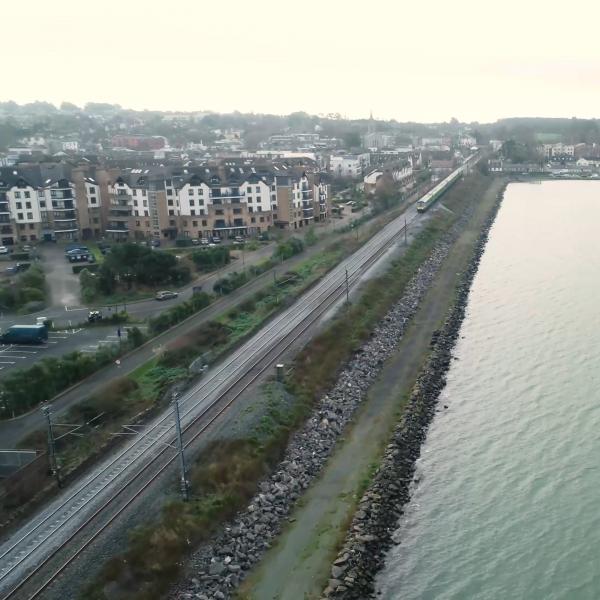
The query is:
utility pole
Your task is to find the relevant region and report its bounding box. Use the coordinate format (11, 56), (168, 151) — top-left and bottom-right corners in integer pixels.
(404, 217), (407, 245)
(172, 392), (189, 501)
(42, 404), (61, 487)
(345, 268), (350, 304)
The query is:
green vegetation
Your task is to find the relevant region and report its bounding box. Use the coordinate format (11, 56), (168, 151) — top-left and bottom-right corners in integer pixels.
(80, 243), (191, 303)
(147, 292), (212, 335)
(191, 246), (230, 272)
(0, 264), (47, 312)
(0, 327), (146, 420)
(273, 236), (304, 261)
(213, 270), (250, 295)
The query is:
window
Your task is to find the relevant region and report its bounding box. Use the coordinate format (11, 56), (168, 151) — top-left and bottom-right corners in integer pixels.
(168, 199), (173, 206)
(17, 212), (23, 220)
(202, 220), (207, 226)
(260, 216), (265, 222)
(146, 221), (150, 227)
(144, 211), (149, 216)
(192, 220), (198, 227)
(134, 210), (139, 216)
(19, 224), (24, 230)
(248, 207), (253, 213)
(168, 209), (175, 216)
(271, 194), (276, 202)
(183, 220), (188, 227)
(29, 223), (34, 230)
(255, 186), (260, 193)
(215, 209), (224, 215)
(246, 186), (252, 193)
(40, 201), (46, 208)
(89, 187), (95, 194)
(190, 209), (196, 216)
(16, 202), (22, 210)
(27, 212), (33, 220)
(233, 208), (241, 214)
(189, 188), (194, 195)
(256, 196), (261, 203)
(136, 220), (141, 226)
(93, 217), (99, 224)
(257, 206), (262, 212)
(271, 184), (276, 191)
(169, 219), (176, 226)
(167, 189), (173, 196)
(198, 188), (204, 195)
(24, 191), (30, 199)
(251, 217), (256, 223)
(142, 189), (147, 196)
(14, 192), (20, 199)
(198, 199), (204, 206)
(189, 199), (195, 206)
(143, 199), (148, 207)
(90, 196), (97, 204)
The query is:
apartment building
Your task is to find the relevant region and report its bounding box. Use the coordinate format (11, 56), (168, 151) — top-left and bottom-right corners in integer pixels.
(0, 158), (331, 244)
(329, 153), (370, 178)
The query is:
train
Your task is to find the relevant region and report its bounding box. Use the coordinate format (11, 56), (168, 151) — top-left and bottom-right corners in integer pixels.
(416, 153), (480, 213)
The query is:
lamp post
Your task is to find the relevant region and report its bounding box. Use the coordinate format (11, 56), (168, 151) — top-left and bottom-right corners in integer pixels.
(41, 404), (61, 487)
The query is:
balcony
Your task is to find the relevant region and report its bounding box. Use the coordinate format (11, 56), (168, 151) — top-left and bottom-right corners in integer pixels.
(106, 223), (129, 232)
(0, 215), (10, 224)
(54, 210), (76, 221)
(52, 201), (75, 210)
(50, 190), (73, 200)
(302, 207), (314, 217)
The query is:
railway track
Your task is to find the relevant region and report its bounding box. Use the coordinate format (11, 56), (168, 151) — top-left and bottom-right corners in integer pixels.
(0, 168), (457, 599)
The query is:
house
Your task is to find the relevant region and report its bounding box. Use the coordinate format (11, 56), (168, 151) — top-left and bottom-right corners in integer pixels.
(329, 153), (370, 178)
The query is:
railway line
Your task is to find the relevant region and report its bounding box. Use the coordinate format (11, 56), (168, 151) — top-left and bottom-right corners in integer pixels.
(0, 161), (470, 600)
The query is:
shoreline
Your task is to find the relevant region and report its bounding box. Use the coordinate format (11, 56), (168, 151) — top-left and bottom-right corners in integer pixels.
(321, 182), (508, 599)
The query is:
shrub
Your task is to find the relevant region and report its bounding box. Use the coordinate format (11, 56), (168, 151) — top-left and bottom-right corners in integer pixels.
(213, 271), (249, 295)
(148, 292), (212, 335)
(191, 247), (230, 272)
(72, 263), (99, 274)
(273, 236), (304, 261)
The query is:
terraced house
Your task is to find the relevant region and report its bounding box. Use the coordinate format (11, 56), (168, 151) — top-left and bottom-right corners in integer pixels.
(0, 159), (331, 243)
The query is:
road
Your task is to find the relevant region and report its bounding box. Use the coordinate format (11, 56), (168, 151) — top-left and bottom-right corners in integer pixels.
(0, 192), (426, 599)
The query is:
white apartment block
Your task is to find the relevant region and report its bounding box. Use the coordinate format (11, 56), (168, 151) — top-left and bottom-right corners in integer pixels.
(329, 153), (371, 178)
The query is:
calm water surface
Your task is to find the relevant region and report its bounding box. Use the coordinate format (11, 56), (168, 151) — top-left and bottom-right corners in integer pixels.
(377, 181), (600, 600)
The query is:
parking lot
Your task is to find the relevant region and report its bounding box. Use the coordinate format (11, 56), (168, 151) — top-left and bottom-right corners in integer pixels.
(0, 325), (135, 376)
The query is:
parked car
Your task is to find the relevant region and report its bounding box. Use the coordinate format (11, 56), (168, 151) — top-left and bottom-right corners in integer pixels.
(21, 245), (32, 252)
(192, 285), (203, 295)
(87, 310), (103, 323)
(155, 290), (178, 301)
(0, 246), (9, 255)
(5, 262), (30, 275)
(150, 239), (161, 247)
(211, 236), (221, 244)
(200, 238), (209, 246)
(191, 238), (200, 246)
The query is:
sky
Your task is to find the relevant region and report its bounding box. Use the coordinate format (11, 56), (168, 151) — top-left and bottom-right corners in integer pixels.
(4, 0), (600, 123)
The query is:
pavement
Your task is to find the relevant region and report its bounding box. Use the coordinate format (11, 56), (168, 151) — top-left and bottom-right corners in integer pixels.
(39, 245), (81, 307)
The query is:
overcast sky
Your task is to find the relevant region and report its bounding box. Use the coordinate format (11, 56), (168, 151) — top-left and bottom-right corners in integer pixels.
(4, 0), (600, 123)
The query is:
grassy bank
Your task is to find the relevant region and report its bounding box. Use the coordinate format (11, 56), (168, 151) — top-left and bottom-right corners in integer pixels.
(81, 173), (494, 599)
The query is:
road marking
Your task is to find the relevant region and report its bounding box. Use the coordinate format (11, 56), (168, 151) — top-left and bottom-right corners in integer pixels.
(47, 341), (58, 344)
(0, 354), (27, 359)
(48, 335), (67, 339)
(98, 340), (114, 344)
(0, 361), (16, 364)
(64, 306), (88, 312)
(6, 350), (37, 354)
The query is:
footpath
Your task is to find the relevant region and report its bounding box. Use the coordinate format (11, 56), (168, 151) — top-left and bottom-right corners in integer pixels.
(239, 177), (505, 600)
